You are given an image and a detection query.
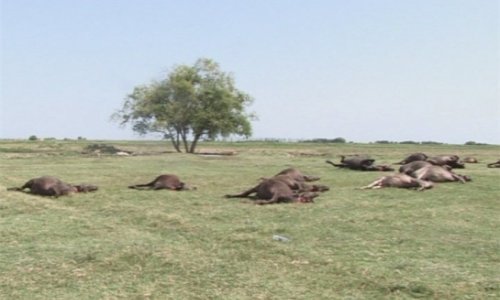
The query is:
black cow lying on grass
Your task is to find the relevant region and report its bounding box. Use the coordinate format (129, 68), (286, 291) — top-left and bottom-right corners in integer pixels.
(326, 155), (394, 171)
(487, 160), (500, 168)
(128, 174), (194, 190)
(8, 176), (98, 197)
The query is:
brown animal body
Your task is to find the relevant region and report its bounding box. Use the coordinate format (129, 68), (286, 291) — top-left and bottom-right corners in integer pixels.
(463, 157), (478, 163)
(361, 173), (433, 191)
(128, 174), (191, 190)
(426, 155), (465, 169)
(225, 178), (319, 205)
(326, 156), (374, 170)
(410, 165), (471, 183)
(396, 153), (428, 165)
(326, 156), (393, 171)
(399, 161), (433, 174)
(7, 176), (98, 197)
(274, 168), (320, 182)
(262, 174), (330, 193)
(363, 164), (395, 171)
(487, 160), (500, 168)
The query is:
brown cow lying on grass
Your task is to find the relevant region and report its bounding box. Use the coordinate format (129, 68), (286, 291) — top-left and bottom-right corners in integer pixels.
(8, 176), (98, 197)
(410, 165), (471, 183)
(260, 174), (330, 193)
(395, 153), (466, 169)
(463, 157), (478, 163)
(226, 167), (328, 205)
(274, 167), (320, 182)
(395, 152), (428, 165)
(398, 161), (433, 174)
(426, 155), (465, 169)
(363, 164), (471, 191)
(361, 173), (434, 191)
(128, 174), (194, 190)
(225, 178), (320, 205)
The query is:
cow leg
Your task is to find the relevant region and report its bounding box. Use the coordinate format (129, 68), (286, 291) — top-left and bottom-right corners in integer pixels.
(451, 174), (466, 183)
(128, 179), (157, 189)
(254, 194), (280, 205)
(128, 184), (153, 189)
(303, 175), (320, 182)
(325, 160), (344, 168)
(225, 187), (257, 198)
(361, 178), (384, 189)
(416, 180), (433, 191)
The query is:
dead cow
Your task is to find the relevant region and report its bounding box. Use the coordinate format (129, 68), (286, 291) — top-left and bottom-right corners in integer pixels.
(128, 174), (193, 190)
(361, 173), (433, 191)
(487, 160), (500, 168)
(426, 155), (465, 169)
(463, 157), (478, 163)
(399, 161), (433, 174)
(7, 176), (98, 197)
(274, 167), (320, 182)
(396, 153), (428, 165)
(266, 174), (330, 193)
(326, 155), (394, 171)
(410, 165), (471, 183)
(327, 155), (374, 170)
(225, 178), (319, 205)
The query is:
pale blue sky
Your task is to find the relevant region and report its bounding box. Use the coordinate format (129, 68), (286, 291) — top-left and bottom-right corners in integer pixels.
(1, 0), (499, 144)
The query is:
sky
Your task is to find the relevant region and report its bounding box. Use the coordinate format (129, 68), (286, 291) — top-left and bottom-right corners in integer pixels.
(1, 0), (499, 144)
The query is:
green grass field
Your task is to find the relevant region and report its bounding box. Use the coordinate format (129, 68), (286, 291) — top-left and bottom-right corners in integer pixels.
(1, 140), (499, 299)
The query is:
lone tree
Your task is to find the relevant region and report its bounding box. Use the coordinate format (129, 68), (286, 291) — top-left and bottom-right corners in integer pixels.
(113, 58), (254, 153)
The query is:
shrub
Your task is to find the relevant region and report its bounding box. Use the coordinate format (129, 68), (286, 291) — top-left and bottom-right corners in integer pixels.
(331, 137), (347, 143)
(304, 137), (346, 143)
(28, 135), (38, 141)
(83, 143), (124, 154)
(421, 141), (443, 145)
(465, 141), (488, 146)
(400, 141), (419, 144)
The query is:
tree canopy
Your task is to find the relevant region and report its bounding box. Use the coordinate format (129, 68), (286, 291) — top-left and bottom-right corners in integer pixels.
(113, 58), (254, 153)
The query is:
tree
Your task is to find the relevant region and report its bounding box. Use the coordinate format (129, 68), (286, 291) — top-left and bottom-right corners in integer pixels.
(113, 58), (255, 153)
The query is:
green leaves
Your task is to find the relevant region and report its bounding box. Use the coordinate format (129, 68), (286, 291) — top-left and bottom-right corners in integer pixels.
(113, 58), (255, 152)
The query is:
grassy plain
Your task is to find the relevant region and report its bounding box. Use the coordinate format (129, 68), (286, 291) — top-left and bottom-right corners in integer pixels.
(0, 140), (499, 299)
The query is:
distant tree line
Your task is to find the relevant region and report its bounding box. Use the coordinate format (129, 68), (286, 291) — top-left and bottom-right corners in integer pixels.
(25, 135), (489, 146)
(27, 135), (87, 141)
(303, 137), (347, 143)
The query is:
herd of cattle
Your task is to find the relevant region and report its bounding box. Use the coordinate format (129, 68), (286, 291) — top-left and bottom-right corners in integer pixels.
(6, 153), (500, 205)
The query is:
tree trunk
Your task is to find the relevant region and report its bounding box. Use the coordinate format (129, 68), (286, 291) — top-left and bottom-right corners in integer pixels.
(180, 129), (189, 153)
(189, 133), (202, 153)
(167, 130), (181, 152)
(170, 139), (181, 153)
